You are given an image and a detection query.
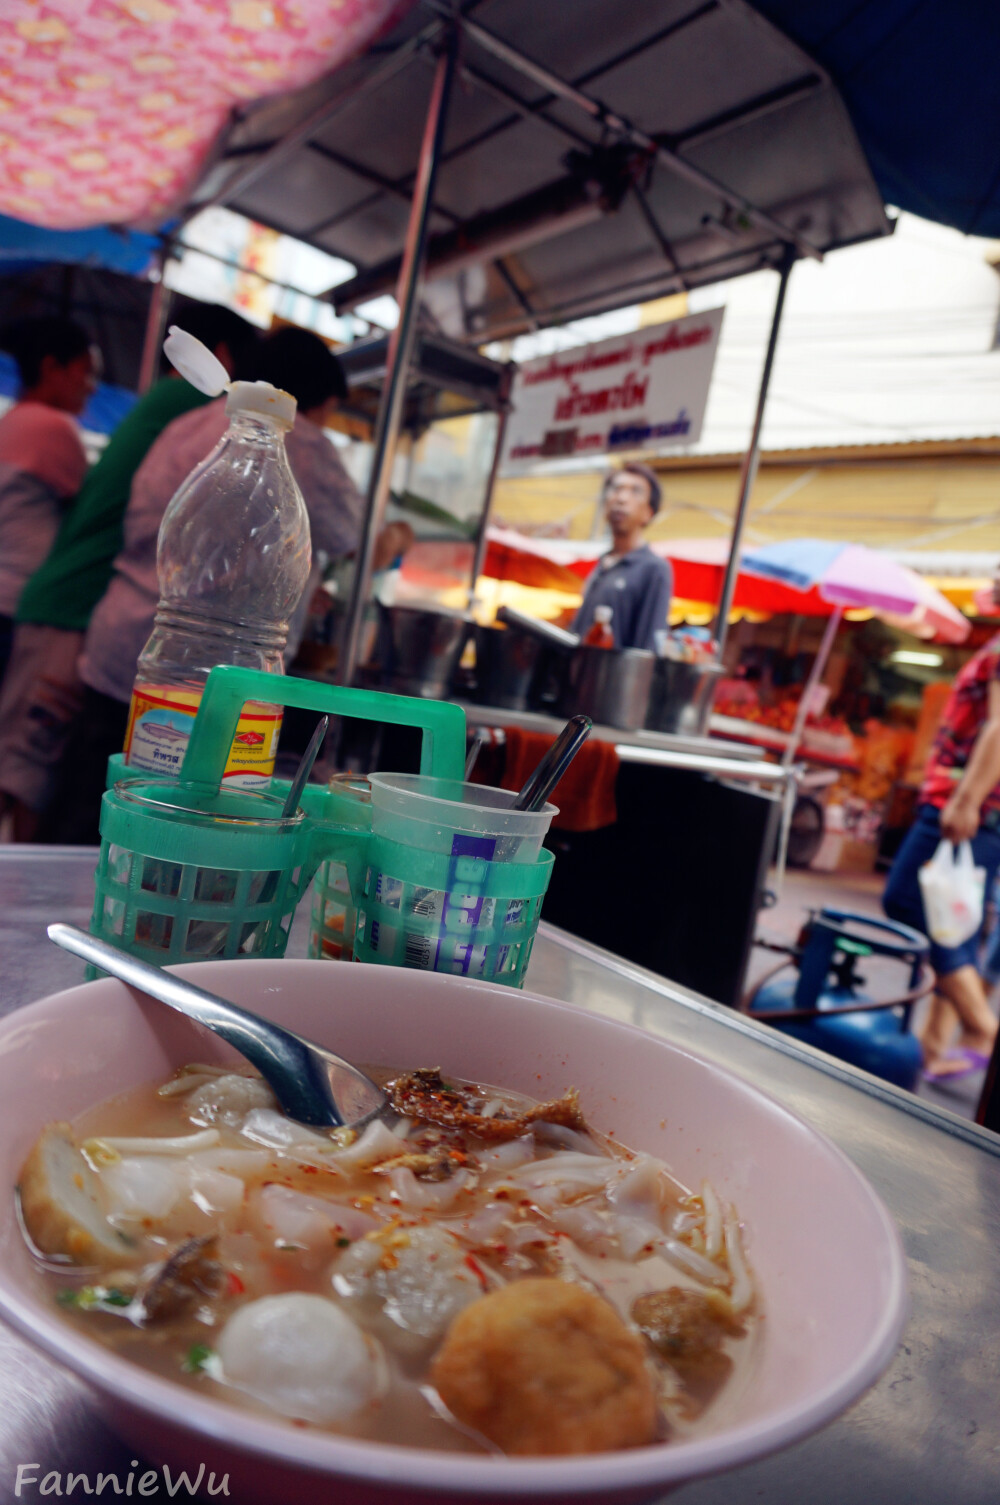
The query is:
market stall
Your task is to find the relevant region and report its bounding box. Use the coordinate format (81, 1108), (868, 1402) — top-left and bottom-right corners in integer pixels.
(0, 1), (892, 1021)
(2, 10), (1000, 1501)
(151, 0), (889, 695)
(213, 0), (895, 1013)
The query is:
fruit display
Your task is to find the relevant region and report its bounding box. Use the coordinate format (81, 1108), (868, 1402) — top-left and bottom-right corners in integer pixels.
(714, 686), (855, 751)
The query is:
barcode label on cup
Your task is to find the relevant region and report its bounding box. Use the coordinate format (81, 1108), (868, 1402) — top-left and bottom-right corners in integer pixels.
(412, 886), (442, 919)
(404, 931), (435, 969)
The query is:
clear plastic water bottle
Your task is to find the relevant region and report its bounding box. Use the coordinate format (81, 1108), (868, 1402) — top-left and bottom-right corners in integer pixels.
(124, 330), (311, 786)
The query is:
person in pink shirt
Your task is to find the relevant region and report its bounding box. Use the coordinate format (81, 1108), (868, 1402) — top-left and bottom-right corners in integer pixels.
(0, 317), (96, 679)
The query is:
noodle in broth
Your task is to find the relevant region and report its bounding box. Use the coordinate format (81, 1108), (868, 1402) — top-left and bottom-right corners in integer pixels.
(18, 1065), (758, 1455)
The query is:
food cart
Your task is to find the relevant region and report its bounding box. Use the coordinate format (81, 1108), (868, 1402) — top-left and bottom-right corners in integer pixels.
(143, 0), (895, 1005)
(175, 0), (890, 688)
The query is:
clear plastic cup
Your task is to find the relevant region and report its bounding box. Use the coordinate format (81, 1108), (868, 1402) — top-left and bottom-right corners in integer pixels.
(366, 773), (556, 862)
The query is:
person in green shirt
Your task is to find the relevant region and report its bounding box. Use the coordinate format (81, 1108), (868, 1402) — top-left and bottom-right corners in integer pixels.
(0, 301), (257, 839)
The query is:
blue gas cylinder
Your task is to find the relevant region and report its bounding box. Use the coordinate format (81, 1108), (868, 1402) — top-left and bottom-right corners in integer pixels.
(750, 975), (923, 1090)
(748, 909), (927, 1092)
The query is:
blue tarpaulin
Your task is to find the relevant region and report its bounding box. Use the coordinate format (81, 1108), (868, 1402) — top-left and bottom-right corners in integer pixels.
(751, 1), (1000, 237)
(0, 213), (159, 408)
(0, 214), (158, 276)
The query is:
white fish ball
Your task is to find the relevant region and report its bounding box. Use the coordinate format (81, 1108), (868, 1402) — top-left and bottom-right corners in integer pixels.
(218, 1294), (381, 1425)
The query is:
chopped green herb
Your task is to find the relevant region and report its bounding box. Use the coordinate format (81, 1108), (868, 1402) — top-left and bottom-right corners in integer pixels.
(183, 1343), (215, 1374)
(56, 1285), (133, 1312)
(336, 1236), (351, 1248)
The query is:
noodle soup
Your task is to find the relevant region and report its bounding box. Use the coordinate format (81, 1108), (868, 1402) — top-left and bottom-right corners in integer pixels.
(17, 1065), (758, 1457)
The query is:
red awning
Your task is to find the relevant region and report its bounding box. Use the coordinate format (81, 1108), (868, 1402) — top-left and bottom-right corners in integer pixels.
(401, 530), (834, 616)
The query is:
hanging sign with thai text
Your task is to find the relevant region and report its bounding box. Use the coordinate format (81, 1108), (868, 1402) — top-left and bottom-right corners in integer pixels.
(499, 308), (724, 474)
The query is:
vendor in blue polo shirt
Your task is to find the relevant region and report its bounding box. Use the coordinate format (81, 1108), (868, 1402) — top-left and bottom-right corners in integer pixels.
(573, 462), (673, 651)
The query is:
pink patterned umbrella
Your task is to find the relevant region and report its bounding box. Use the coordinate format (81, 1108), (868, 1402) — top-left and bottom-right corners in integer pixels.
(0, 0), (413, 230)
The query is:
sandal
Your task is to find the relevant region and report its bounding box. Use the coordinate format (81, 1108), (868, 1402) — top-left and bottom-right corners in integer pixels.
(921, 1047), (991, 1084)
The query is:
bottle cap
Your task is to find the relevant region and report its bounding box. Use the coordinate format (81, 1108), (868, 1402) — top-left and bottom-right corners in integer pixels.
(225, 380), (296, 429)
(594, 605), (613, 624)
(163, 325), (296, 426)
(163, 325), (230, 396)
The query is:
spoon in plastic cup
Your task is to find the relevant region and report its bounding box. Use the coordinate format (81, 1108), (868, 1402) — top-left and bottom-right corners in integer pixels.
(250, 714), (331, 917)
(47, 923), (387, 1131)
(281, 714), (330, 818)
(512, 714), (592, 812)
(464, 727), (487, 779)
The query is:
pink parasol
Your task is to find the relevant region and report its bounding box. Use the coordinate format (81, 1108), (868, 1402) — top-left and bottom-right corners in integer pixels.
(742, 538), (970, 644)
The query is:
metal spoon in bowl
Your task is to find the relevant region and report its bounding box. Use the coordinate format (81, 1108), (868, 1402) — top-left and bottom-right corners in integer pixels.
(47, 923), (386, 1131)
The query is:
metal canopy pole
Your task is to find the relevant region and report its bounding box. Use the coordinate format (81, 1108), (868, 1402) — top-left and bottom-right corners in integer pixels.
(137, 249), (173, 394)
(338, 28), (459, 686)
(467, 362), (516, 609)
(781, 606), (842, 770)
(711, 250), (795, 657)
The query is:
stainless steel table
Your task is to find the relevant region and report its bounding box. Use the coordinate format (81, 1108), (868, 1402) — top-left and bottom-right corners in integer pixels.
(1, 847), (999, 1504)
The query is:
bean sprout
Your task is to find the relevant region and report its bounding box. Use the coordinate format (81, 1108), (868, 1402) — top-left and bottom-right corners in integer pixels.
(701, 1179), (723, 1261)
(659, 1236), (730, 1287)
(723, 1206), (754, 1314)
(85, 1130), (221, 1156)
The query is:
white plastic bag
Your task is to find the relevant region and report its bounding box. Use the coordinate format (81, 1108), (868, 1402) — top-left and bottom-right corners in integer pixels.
(918, 839), (986, 948)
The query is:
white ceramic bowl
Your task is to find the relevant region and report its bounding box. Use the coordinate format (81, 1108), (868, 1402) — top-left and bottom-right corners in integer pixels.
(0, 961), (908, 1505)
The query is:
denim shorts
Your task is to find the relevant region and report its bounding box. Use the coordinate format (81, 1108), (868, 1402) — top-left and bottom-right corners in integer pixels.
(883, 802), (1000, 974)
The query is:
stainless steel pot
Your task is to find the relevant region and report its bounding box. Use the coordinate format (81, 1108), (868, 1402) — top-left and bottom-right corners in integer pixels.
(468, 623), (544, 710)
(557, 644), (656, 730)
(495, 605), (655, 730)
(361, 604), (470, 698)
(645, 659), (723, 735)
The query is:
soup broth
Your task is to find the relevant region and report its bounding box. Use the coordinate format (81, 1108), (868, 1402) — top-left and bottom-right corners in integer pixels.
(19, 1065), (758, 1456)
